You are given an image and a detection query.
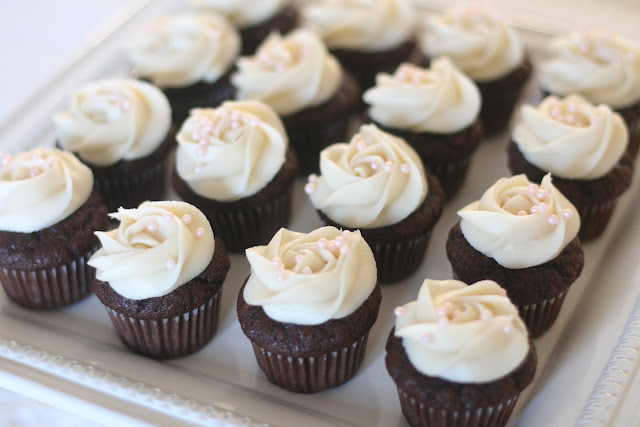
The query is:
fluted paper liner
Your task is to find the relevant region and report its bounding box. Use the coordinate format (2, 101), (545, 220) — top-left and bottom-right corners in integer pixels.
(519, 289), (569, 338)
(368, 230), (434, 284)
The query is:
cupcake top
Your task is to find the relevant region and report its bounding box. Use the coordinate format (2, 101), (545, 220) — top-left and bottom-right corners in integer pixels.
(539, 29), (640, 109)
(244, 226), (377, 325)
(419, 3), (525, 82)
(175, 100), (287, 201)
(128, 12), (241, 88)
(302, 0), (413, 52)
(88, 201), (215, 300)
(459, 174), (580, 269)
(363, 58), (481, 133)
(232, 29), (343, 116)
(54, 78), (172, 167)
(306, 124), (427, 228)
(190, 0), (286, 28)
(0, 148), (93, 233)
(512, 95), (628, 180)
(393, 278), (529, 383)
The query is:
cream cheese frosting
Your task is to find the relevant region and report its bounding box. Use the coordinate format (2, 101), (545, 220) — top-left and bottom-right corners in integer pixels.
(190, 0), (285, 28)
(394, 279), (529, 383)
(512, 95), (628, 180)
(244, 226), (377, 325)
(419, 3), (524, 82)
(128, 12), (240, 88)
(88, 201), (215, 300)
(54, 78), (172, 167)
(175, 100), (288, 201)
(302, 0), (413, 52)
(363, 59), (481, 133)
(459, 174), (580, 269)
(539, 29), (640, 109)
(307, 124), (427, 228)
(232, 29), (343, 116)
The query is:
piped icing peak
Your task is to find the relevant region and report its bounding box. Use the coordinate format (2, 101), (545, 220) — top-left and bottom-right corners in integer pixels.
(190, 0), (286, 28)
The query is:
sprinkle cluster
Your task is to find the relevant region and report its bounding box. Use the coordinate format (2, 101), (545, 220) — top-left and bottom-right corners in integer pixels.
(0, 153), (56, 179)
(394, 63), (433, 86)
(573, 30), (637, 63)
(141, 212), (206, 270)
(502, 183), (573, 226)
(546, 97), (596, 127)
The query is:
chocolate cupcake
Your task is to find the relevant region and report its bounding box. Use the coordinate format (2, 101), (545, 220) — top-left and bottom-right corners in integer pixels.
(508, 95), (633, 241)
(446, 174), (584, 338)
(89, 201), (230, 359)
(0, 148), (109, 309)
(363, 59), (483, 198)
(238, 226), (381, 393)
(306, 124), (445, 284)
(387, 279), (537, 427)
(172, 101), (298, 252)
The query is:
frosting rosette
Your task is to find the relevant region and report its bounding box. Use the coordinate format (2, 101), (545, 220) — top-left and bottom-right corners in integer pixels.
(88, 201), (215, 300)
(128, 12), (240, 88)
(190, 0), (285, 28)
(307, 124), (426, 228)
(419, 3), (524, 82)
(393, 279), (529, 383)
(244, 226), (377, 325)
(0, 148), (93, 233)
(232, 29), (343, 116)
(54, 78), (172, 167)
(459, 174), (580, 269)
(539, 29), (640, 109)
(175, 100), (287, 201)
(512, 95), (628, 180)
(302, 0), (413, 52)
(363, 59), (481, 133)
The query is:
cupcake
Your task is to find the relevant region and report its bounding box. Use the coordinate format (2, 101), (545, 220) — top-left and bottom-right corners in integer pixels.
(302, 0), (416, 92)
(386, 278), (536, 427)
(237, 226), (381, 393)
(446, 174), (584, 338)
(172, 100), (299, 252)
(54, 78), (173, 212)
(417, 3), (532, 135)
(508, 94), (632, 241)
(0, 148), (109, 309)
(232, 29), (360, 175)
(128, 12), (241, 125)
(88, 201), (230, 359)
(363, 59), (483, 198)
(538, 29), (640, 157)
(306, 124), (445, 284)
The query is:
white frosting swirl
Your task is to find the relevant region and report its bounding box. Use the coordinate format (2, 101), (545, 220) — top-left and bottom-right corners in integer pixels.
(302, 0), (413, 52)
(88, 201), (215, 300)
(190, 0), (286, 28)
(512, 95), (628, 180)
(0, 148), (93, 233)
(459, 174), (580, 269)
(175, 100), (288, 201)
(394, 279), (529, 383)
(307, 124), (426, 228)
(539, 29), (640, 109)
(232, 29), (343, 116)
(244, 226), (377, 325)
(54, 78), (172, 167)
(419, 3), (524, 82)
(363, 59), (481, 133)
(128, 12), (240, 88)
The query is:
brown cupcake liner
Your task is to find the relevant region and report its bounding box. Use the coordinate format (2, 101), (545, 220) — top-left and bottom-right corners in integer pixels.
(518, 289), (569, 339)
(425, 154), (473, 200)
(251, 332), (370, 393)
(368, 230), (434, 284)
(104, 291), (221, 359)
(578, 197), (619, 242)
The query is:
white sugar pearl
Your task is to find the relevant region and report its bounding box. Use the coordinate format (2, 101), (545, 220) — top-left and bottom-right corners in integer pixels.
(182, 214), (192, 224)
(146, 221), (159, 232)
(393, 306), (406, 317)
(166, 259), (177, 270)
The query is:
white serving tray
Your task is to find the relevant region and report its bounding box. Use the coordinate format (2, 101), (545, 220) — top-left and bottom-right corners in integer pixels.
(1, 1), (639, 425)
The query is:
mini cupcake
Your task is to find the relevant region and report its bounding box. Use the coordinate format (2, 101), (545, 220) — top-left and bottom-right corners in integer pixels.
(387, 279), (536, 427)
(538, 29), (640, 157)
(237, 226), (381, 393)
(417, 3), (532, 135)
(232, 29), (360, 175)
(172, 100), (298, 252)
(446, 174), (584, 338)
(128, 12), (241, 125)
(306, 124), (445, 284)
(0, 148), (109, 309)
(508, 94), (632, 241)
(54, 78), (173, 212)
(363, 59), (483, 198)
(89, 201), (230, 359)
